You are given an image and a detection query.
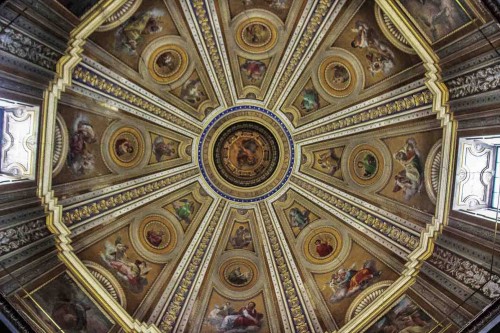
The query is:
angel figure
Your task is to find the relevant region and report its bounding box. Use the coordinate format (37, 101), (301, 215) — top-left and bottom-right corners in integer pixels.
(100, 236), (150, 293)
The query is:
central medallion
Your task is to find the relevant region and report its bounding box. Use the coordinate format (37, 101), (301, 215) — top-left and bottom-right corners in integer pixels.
(214, 122), (279, 187)
(199, 106), (294, 202)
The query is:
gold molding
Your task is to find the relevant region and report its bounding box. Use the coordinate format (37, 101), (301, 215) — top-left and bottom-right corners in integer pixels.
(335, 1), (456, 332)
(37, 1), (161, 331)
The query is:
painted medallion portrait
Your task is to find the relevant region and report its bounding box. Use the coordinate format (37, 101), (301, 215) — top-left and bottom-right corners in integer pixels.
(304, 227), (342, 264)
(348, 144), (384, 187)
(220, 259), (258, 291)
(354, 150), (378, 180)
(319, 57), (357, 97)
(109, 126), (145, 168)
(139, 215), (177, 254)
(148, 45), (188, 84)
(236, 18), (277, 53)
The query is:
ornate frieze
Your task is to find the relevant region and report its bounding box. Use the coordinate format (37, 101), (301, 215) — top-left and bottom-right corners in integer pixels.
(267, 0), (334, 109)
(295, 90), (433, 141)
(429, 247), (500, 300)
(296, 60), (500, 142)
(159, 201), (225, 333)
(0, 24), (60, 71)
(291, 176), (420, 251)
(181, 0), (235, 106)
(72, 66), (201, 134)
(0, 219), (49, 257)
(62, 169), (198, 225)
(258, 202), (312, 333)
(448, 64), (500, 99)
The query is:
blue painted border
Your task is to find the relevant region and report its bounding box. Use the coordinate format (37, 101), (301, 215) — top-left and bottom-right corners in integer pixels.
(198, 105), (294, 202)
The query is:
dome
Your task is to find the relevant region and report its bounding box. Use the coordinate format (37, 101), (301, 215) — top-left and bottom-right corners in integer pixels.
(0, 1), (499, 333)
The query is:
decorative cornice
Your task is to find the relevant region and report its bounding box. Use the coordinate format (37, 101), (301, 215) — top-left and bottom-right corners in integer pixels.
(0, 218), (49, 257)
(180, 0), (235, 106)
(158, 200), (226, 333)
(0, 24), (61, 71)
(62, 168), (198, 226)
(429, 246), (500, 300)
(448, 64), (500, 99)
(258, 202), (314, 333)
(72, 66), (201, 134)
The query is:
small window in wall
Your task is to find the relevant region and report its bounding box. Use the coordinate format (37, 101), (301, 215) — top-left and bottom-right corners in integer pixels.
(453, 136), (500, 221)
(0, 99), (39, 183)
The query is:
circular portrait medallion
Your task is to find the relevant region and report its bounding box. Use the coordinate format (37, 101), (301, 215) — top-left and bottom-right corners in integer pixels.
(303, 227), (342, 265)
(236, 18), (277, 53)
(109, 126), (145, 168)
(214, 122), (279, 188)
(318, 56), (357, 97)
(148, 44), (188, 84)
(220, 258), (258, 291)
(348, 144), (385, 187)
(139, 215), (177, 255)
(353, 150), (379, 181)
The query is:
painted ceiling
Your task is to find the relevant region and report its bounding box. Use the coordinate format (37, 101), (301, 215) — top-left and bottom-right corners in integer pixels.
(8, 0), (496, 333)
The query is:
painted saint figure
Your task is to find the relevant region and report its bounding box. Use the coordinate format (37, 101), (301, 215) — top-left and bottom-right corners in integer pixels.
(351, 20), (395, 76)
(181, 79), (206, 105)
(100, 236), (150, 293)
(230, 226), (252, 249)
(219, 302), (263, 332)
(118, 11), (163, 53)
(153, 137), (176, 162)
(393, 138), (424, 200)
(67, 115), (97, 176)
(240, 60), (267, 82)
(289, 208), (310, 229)
(329, 259), (382, 303)
(301, 89), (320, 112)
(174, 199), (194, 223)
(317, 148), (341, 176)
